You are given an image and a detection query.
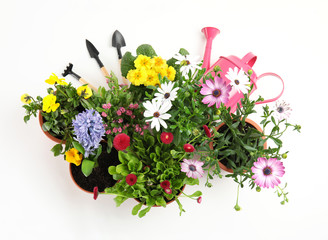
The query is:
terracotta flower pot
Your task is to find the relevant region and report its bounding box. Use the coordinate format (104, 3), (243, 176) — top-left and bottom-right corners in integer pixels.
(38, 111), (63, 144)
(69, 142), (120, 194)
(134, 184), (186, 207)
(209, 118), (267, 173)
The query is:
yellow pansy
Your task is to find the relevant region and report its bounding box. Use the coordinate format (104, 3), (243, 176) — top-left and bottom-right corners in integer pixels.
(21, 93), (32, 104)
(166, 66), (176, 81)
(65, 148), (82, 166)
(134, 55), (152, 70)
(42, 94), (60, 113)
(144, 70), (159, 86)
(45, 73), (68, 85)
(77, 85), (93, 99)
(127, 69), (147, 86)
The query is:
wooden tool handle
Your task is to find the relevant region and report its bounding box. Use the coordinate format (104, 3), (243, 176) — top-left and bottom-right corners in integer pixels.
(79, 78), (97, 91)
(119, 59), (129, 85)
(101, 67), (111, 78)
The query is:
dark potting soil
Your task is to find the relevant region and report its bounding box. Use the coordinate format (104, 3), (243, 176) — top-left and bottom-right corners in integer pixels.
(217, 122), (257, 168)
(70, 143), (120, 192)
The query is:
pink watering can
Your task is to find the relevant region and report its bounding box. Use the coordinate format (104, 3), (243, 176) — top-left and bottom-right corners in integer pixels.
(201, 27), (284, 113)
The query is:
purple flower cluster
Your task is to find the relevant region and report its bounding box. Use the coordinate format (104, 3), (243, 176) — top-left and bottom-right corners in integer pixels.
(72, 109), (105, 157)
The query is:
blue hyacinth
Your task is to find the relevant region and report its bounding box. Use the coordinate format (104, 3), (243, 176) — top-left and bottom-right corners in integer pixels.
(72, 109), (105, 157)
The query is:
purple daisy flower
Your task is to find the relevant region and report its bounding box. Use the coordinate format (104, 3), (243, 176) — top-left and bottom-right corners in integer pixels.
(72, 109), (105, 157)
(251, 157), (285, 188)
(181, 159), (204, 179)
(200, 76), (232, 108)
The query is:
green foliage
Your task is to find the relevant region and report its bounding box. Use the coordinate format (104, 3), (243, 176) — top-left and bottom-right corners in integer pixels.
(121, 52), (136, 78)
(22, 82), (94, 156)
(81, 159), (95, 177)
(104, 130), (201, 217)
(136, 44), (157, 57)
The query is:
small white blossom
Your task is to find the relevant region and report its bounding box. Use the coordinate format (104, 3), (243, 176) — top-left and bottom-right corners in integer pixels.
(143, 99), (172, 131)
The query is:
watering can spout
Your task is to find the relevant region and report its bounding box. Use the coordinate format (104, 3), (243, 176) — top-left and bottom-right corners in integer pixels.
(201, 27), (220, 70)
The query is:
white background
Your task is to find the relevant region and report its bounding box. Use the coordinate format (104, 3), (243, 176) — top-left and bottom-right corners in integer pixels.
(1, 0), (327, 239)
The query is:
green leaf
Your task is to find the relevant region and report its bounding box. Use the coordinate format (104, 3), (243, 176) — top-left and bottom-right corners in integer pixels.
(136, 44), (157, 57)
(155, 146), (161, 156)
(138, 206), (151, 218)
(108, 166), (117, 175)
(243, 144), (257, 152)
(270, 136), (282, 147)
(155, 197), (167, 207)
(93, 144), (102, 160)
(178, 48), (189, 56)
(121, 52), (136, 78)
(51, 144), (63, 156)
(81, 159), (95, 177)
(132, 203), (143, 215)
(114, 196), (128, 207)
(72, 141), (85, 155)
(150, 190), (160, 196)
(188, 190), (202, 198)
(119, 151), (139, 164)
(24, 115), (30, 123)
(185, 178), (199, 186)
(113, 174), (123, 181)
(42, 122), (52, 132)
(175, 198), (185, 216)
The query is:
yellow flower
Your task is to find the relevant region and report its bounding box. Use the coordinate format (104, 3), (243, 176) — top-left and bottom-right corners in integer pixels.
(144, 70), (160, 86)
(166, 66), (176, 81)
(77, 85), (93, 99)
(65, 148), (82, 166)
(156, 66), (168, 79)
(42, 94), (60, 113)
(21, 93), (32, 104)
(45, 73), (68, 85)
(127, 69), (147, 86)
(153, 56), (167, 69)
(134, 55), (152, 70)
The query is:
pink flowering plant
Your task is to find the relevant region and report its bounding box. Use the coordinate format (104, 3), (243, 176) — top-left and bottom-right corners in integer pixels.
(205, 70), (301, 210)
(83, 73), (146, 153)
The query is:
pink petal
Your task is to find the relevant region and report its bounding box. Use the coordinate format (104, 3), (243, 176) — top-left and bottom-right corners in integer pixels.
(205, 80), (215, 90)
(202, 95), (216, 107)
(181, 162), (189, 172)
(200, 85), (212, 95)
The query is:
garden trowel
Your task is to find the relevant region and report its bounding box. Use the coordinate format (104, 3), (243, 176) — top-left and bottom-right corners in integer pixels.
(112, 30), (128, 85)
(86, 39), (111, 79)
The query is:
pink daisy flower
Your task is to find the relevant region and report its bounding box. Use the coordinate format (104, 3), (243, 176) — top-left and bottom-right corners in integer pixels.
(200, 76), (232, 108)
(274, 100), (292, 120)
(251, 157), (285, 188)
(181, 159), (204, 179)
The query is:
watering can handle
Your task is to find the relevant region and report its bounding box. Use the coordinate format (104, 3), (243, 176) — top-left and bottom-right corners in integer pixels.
(242, 52), (257, 67)
(255, 72), (285, 105)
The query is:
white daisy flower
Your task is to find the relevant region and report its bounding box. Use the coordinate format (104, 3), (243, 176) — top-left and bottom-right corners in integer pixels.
(154, 81), (180, 103)
(274, 100), (292, 120)
(143, 99), (172, 131)
(175, 53), (202, 79)
(225, 67), (250, 94)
